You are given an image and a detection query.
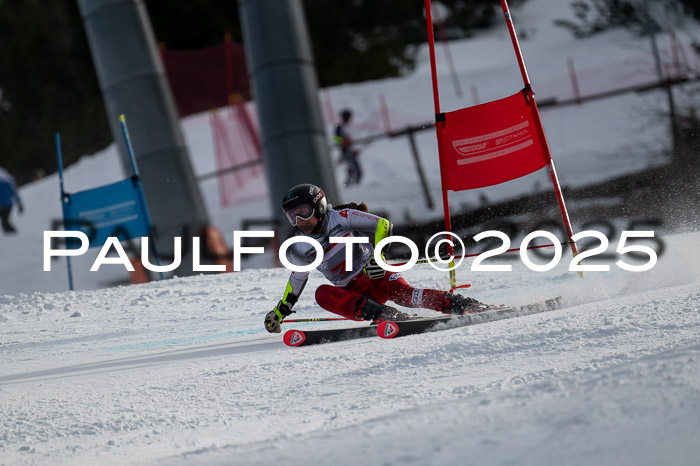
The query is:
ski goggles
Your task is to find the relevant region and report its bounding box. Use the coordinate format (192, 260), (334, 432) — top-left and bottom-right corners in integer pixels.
(284, 204), (315, 226)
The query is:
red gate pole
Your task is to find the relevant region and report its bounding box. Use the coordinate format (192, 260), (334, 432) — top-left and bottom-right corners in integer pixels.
(500, 0), (581, 266)
(424, 0), (457, 288)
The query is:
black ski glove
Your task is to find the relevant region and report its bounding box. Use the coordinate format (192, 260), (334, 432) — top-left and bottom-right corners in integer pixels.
(264, 301), (295, 333)
(363, 256), (385, 280)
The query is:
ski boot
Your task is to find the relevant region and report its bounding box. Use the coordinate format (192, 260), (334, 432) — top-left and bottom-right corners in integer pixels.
(355, 296), (410, 324)
(442, 292), (491, 315)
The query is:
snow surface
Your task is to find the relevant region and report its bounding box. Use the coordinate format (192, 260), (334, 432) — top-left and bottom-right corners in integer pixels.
(2, 234), (699, 465)
(2, 0), (700, 464)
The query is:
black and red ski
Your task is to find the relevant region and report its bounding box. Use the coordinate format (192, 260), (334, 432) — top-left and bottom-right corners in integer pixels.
(284, 297), (562, 346)
(283, 325), (377, 347)
(377, 296), (563, 340)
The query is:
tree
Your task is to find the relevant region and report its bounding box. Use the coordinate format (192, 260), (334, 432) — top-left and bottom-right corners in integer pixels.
(145, 0), (503, 87)
(0, 0), (111, 184)
(555, 0), (700, 176)
(304, 0), (501, 86)
(554, 0), (700, 38)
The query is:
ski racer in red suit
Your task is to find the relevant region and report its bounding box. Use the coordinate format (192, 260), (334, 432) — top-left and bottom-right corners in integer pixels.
(264, 183), (487, 333)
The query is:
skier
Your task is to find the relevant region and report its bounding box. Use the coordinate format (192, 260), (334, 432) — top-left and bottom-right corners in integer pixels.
(0, 167), (24, 234)
(334, 109), (362, 186)
(264, 183), (487, 333)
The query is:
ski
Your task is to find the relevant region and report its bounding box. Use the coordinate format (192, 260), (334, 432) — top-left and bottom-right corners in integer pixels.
(283, 324), (377, 347)
(284, 297), (562, 346)
(377, 297), (563, 339)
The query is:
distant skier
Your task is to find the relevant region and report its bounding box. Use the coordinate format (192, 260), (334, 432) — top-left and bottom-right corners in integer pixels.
(334, 109), (362, 186)
(0, 167), (24, 233)
(264, 183), (488, 333)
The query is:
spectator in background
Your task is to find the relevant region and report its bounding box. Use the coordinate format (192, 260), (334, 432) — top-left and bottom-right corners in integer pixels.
(334, 108), (362, 186)
(0, 167), (24, 233)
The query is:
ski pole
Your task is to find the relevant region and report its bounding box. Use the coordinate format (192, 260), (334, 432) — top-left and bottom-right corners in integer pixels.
(284, 317), (351, 323)
(389, 242), (567, 267)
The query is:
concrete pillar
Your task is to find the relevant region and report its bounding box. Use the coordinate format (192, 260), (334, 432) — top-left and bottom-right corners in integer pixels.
(77, 0), (209, 272)
(238, 0), (339, 236)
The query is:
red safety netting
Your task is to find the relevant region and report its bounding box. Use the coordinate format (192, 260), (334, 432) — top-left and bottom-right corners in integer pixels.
(211, 103), (268, 206)
(161, 40), (250, 117)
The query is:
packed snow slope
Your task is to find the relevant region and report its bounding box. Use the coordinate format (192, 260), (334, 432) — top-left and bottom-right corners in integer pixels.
(1, 231), (699, 465)
(2, 0), (700, 464)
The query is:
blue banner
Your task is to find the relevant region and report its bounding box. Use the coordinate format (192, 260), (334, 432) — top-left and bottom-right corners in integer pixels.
(62, 177), (150, 249)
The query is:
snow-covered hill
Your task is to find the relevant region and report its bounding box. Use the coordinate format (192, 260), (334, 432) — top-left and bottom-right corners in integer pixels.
(1, 230), (699, 465)
(1, 0), (700, 464)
